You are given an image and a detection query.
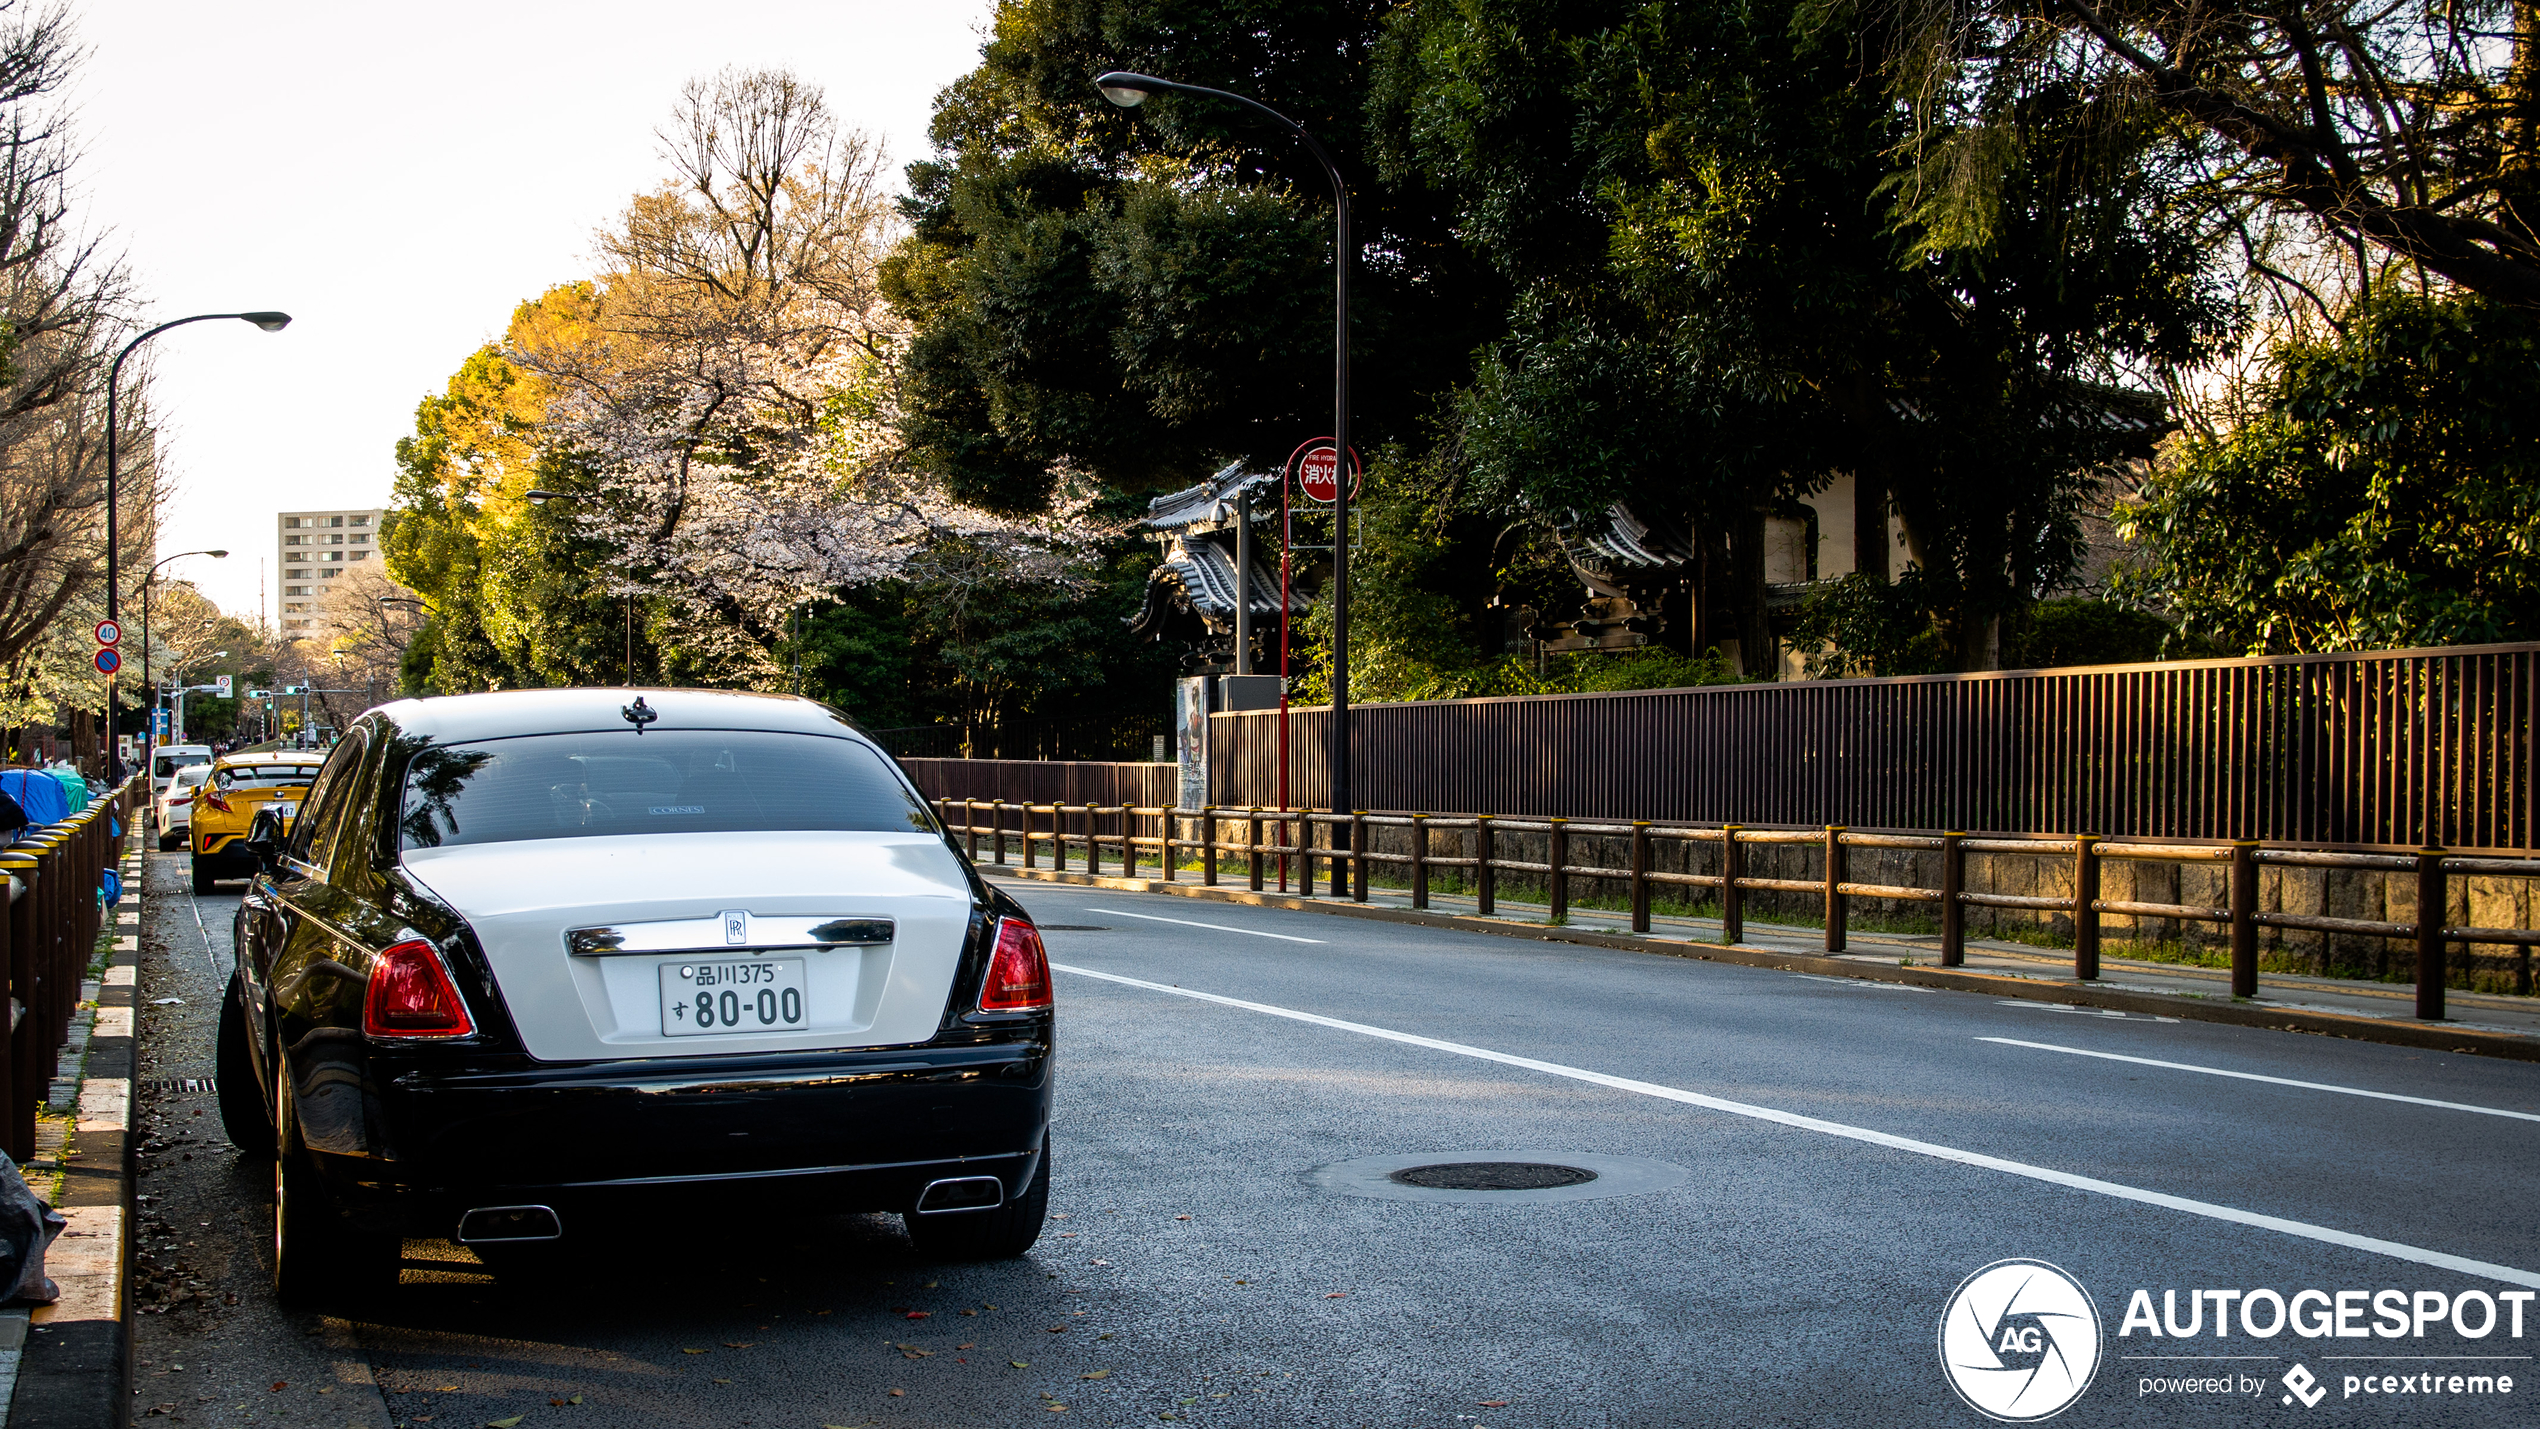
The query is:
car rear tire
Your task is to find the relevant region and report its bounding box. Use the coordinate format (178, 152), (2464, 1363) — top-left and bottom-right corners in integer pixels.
(215, 979), (272, 1158)
(903, 1136), (1051, 1261)
(271, 1072), (398, 1306)
(190, 857), (217, 894)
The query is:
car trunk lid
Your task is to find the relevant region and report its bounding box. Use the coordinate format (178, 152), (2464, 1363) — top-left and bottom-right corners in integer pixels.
(399, 830), (975, 1061)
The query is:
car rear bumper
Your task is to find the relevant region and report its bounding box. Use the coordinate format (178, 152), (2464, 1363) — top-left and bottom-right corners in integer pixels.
(312, 1037), (1054, 1236)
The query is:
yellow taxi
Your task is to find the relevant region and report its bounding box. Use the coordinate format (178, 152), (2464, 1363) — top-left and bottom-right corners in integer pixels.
(191, 751), (326, 893)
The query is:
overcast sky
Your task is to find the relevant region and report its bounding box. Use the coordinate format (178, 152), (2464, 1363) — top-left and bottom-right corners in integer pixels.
(71, 0), (999, 623)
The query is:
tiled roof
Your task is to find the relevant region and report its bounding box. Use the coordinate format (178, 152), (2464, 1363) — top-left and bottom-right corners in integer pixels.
(1143, 461), (1280, 530)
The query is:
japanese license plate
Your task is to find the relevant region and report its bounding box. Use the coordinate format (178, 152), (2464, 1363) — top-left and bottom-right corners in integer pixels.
(660, 958), (807, 1036)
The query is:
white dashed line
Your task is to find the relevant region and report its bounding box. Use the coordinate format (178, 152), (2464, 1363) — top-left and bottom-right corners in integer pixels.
(1979, 1037), (2540, 1124)
(1080, 907), (1325, 944)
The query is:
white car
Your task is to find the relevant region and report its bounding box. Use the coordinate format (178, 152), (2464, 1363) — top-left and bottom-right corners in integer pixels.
(151, 744), (214, 799)
(157, 763), (214, 851)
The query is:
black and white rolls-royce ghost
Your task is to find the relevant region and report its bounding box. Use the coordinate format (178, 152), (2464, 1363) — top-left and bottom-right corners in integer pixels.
(216, 688), (1054, 1303)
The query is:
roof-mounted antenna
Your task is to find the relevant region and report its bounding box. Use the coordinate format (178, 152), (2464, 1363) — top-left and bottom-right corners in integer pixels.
(622, 695), (658, 733)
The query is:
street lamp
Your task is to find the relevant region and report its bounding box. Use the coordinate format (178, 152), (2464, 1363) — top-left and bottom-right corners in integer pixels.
(169, 649), (230, 745)
(140, 548), (227, 764)
(1096, 71), (1358, 830)
(104, 310), (289, 773)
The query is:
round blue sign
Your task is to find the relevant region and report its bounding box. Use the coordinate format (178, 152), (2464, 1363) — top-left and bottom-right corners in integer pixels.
(92, 647), (120, 675)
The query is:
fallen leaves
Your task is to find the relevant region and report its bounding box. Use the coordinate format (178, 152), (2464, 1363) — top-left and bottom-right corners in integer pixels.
(957, 1343), (976, 1350)
(887, 1388), (905, 1397)
(904, 1310), (931, 1320)
(269, 1382), (287, 1392)
(1324, 1292), (1348, 1299)
(1047, 1325), (1068, 1333)
(1011, 1361), (1031, 1369)
(1173, 1214), (1192, 1221)
(488, 1418), (525, 1428)
(1079, 1369), (1110, 1380)
(723, 1341), (755, 1348)
(681, 1348), (709, 1355)
(897, 1345), (934, 1360)
(1479, 1400), (1509, 1408)
(959, 1308), (979, 1316)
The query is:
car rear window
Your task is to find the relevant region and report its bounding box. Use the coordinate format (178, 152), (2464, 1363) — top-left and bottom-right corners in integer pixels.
(397, 730), (935, 850)
(154, 753), (208, 777)
(212, 765), (321, 790)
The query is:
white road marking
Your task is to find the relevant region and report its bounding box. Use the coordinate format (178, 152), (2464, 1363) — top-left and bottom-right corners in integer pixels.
(1979, 1037), (2540, 1124)
(1053, 962), (2540, 1289)
(1997, 1001), (2178, 1023)
(1081, 907), (1325, 944)
(185, 861), (224, 982)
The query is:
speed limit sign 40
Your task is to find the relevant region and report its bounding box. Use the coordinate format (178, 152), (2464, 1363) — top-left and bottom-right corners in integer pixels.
(1285, 439), (1363, 505)
(94, 618), (121, 647)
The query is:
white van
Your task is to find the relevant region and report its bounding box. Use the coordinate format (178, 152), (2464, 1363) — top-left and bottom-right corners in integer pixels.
(150, 744), (213, 797)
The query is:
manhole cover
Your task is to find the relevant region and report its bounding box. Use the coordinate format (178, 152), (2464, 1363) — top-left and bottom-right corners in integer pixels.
(1313, 1151), (1682, 1204)
(1389, 1162), (1597, 1191)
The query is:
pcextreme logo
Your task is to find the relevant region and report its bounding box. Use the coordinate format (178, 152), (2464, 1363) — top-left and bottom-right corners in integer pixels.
(1939, 1259), (2105, 1422)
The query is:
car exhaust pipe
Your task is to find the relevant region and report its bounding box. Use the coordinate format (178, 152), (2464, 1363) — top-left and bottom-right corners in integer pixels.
(913, 1176), (1005, 1215)
(457, 1205), (563, 1243)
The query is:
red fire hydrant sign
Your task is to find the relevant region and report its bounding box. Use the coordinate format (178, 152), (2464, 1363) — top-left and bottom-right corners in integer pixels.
(1286, 439), (1362, 504)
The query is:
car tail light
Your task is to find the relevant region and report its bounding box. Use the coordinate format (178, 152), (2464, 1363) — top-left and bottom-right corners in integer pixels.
(363, 939), (476, 1038)
(171, 794), (192, 806)
(977, 917), (1052, 1011)
(201, 788), (230, 813)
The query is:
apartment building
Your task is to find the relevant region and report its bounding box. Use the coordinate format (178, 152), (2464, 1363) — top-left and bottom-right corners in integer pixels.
(277, 508), (386, 631)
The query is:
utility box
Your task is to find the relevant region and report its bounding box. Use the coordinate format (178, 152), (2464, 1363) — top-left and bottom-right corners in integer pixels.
(1216, 675), (1282, 711)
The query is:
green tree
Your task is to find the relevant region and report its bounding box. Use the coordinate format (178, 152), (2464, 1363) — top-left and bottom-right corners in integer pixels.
(2118, 292), (2540, 652)
(883, 0), (1506, 510)
(1372, 0), (2237, 670)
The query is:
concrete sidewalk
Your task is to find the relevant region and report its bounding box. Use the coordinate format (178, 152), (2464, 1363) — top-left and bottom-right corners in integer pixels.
(3, 842), (140, 1429)
(982, 866), (2540, 1059)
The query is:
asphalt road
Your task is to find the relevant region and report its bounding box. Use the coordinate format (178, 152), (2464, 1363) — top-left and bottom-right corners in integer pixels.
(130, 851), (2539, 1428)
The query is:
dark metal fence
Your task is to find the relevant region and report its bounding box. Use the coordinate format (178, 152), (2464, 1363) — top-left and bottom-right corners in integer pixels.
(4, 775), (138, 1160)
(930, 797), (2540, 1020)
(871, 716), (1170, 763)
(900, 758), (1177, 810)
(1207, 643), (2540, 854)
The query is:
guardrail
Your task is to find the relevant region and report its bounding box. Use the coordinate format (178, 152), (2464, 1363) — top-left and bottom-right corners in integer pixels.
(933, 799), (2540, 1023)
(3, 774), (141, 1161)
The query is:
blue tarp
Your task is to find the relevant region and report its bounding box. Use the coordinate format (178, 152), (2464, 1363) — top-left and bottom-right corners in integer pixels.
(0, 770), (71, 827)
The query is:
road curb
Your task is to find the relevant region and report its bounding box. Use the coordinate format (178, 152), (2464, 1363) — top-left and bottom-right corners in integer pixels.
(989, 866), (2540, 1063)
(10, 843), (139, 1429)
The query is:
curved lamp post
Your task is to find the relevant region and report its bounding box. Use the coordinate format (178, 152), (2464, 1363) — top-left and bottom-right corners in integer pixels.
(104, 311), (289, 772)
(1095, 71), (1357, 828)
(140, 547), (227, 763)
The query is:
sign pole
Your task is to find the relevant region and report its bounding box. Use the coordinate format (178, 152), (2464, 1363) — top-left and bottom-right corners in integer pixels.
(1277, 471), (1291, 893)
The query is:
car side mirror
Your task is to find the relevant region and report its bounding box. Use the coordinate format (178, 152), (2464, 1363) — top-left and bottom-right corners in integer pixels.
(244, 837), (278, 872)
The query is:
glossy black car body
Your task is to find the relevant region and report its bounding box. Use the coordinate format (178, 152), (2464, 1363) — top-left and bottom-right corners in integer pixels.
(219, 691), (1052, 1291)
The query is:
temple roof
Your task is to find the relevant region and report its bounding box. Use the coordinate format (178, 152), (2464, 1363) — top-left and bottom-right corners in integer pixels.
(1570, 502), (1696, 570)
(1125, 534), (1309, 638)
(1143, 461), (1280, 531)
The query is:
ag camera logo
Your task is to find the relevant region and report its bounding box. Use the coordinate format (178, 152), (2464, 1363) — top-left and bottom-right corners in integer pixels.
(1940, 1259), (2104, 1421)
